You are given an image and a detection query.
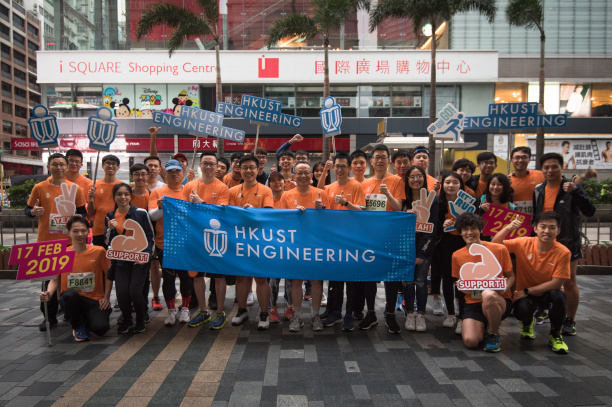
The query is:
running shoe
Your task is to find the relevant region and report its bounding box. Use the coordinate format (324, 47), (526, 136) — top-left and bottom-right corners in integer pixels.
(73, 324), (90, 342)
(134, 321), (146, 333)
(359, 311), (378, 330)
(118, 322), (133, 334)
(319, 308), (330, 319)
(232, 308), (249, 326)
(246, 292), (255, 306)
(342, 314), (355, 332)
(562, 317), (577, 336)
(113, 300), (120, 309)
(165, 309), (177, 326)
(269, 308), (279, 323)
(521, 318), (536, 340)
(484, 333), (501, 353)
(288, 316), (303, 332)
(323, 311), (342, 327)
(549, 334), (569, 354)
(188, 311), (211, 327)
(209, 311), (227, 330)
(385, 314), (401, 334)
(405, 313), (416, 331)
(144, 313), (151, 324)
(283, 306), (294, 321)
(353, 310), (365, 321)
(416, 314), (427, 332)
(455, 319), (462, 335)
(303, 285), (312, 301)
(312, 315), (324, 331)
(443, 315), (456, 328)
(396, 294), (404, 312)
(179, 307), (191, 324)
(534, 309), (549, 325)
(258, 312), (270, 330)
(152, 297), (162, 311)
(432, 299), (444, 316)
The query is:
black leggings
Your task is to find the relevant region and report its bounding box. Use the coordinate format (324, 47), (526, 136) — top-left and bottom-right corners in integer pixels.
(513, 289), (567, 334)
(433, 233), (466, 316)
(361, 282), (378, 311)
(384, 281), (401, 314)
(327, 281), (360, 314)
(61, 289), (111, 336)
(114, 262), (150, 324)
(158, 249), (193, 302)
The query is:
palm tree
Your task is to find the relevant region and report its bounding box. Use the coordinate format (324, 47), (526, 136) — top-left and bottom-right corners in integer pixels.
(369, 0), (496, 176)
(506, 0), (545, 169)
(266, 0), (370, 162)
(136, 0), (225, 156)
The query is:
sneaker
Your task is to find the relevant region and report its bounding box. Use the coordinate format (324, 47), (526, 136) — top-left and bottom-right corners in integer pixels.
(323, 311), (342, 327)
(283, 306), (294, 321)
(319, 308), (330, 319)
(117, 314), (125, 325)
(359, 311), (378, 330)
(432, 299), (444, 316)
(39, 319), (58, 332)
(549, 334), (569, 354)
(209, 312), (227, 330)
(118, 322), (133, 334)
(134, 321), (146, 333)
(405, 313), (416, 331)
(165, 309), (177, 326)
(258, 312), (270, 330)
(321, 292), (327, 307)
(231, 308), (249, 326)
(342, 314), (355, 332)
(562, 318), (577, 336)
(144, 313), (151, 324)
(152, 297), (162, 311)
(521, 318), (536, 340)
(455, 319), (462, 335)
(113, 301), (120, 309)
(416, 314), (427, 332)
(312, 315), (324, 331)
(270, 308), (279, 323)
(246, 292), (255, 306)
(208, 295), (217, 311)
(353, 310), (365, 321)
(396, 294), (404, 312)
(484, 333), (501, 353)
(385, 314), (401, 334)
(73, 324), (90, 342)
(179, 307), (191, 324)
(188, 311), (211, 327)
(443, 315), (456, 328)
(535, 309), (549, 325)
(289, 316), (303, 332)
(304, 285), (312, 300)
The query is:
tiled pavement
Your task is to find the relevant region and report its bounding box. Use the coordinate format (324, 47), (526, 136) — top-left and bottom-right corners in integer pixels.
(0, 277), (612, 406)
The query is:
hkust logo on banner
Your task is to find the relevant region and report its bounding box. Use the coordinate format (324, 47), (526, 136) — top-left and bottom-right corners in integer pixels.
(204, 219), (227, 258)
(28, 105), (59, 148)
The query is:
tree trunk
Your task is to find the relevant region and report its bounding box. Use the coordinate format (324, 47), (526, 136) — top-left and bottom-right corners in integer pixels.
(427, 22), (437, 177)
(535, 32), (545, 169)
(322, 37), (330, 162)
(215, 41), (224, 156)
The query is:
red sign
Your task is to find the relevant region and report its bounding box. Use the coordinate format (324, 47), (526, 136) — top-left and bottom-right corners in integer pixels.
(482, 204), (533, 239)
(11, 138), (39, 150)
(10, 239), (75, 281)
(258, 55), (279, 78)
(457, 279), (506, 291)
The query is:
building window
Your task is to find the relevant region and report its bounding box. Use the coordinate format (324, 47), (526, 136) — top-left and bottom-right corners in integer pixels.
(0, 62), (10, 79)
(27, 22), (38, 37)
(1, 81), (11, 97)
(15, 105), (28, 119)
(592, 83), (612, 117)
(1, 43), (10, 60)
(494, 83), (527, 104)
(1, 101), (11, 115)
(2, 120), (12, 135)
(13, 50), (26, 66)
(13, 13), (25, 31)
(13, 68), (26, 84)
(13, 32), (25, 48)
(15, 124), (27, 137)
(27, 41), (37, 54)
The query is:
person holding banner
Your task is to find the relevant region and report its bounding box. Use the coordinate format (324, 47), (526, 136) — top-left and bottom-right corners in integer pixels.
(478, 174), (516, 215)
(105, 183), (155, 334)
(278, 150), (297, 191)
(27, 153), (87, 331)
(65, 149), (93, 198)
(149, 160), (193, 326)
(144, 155), (165, 191)
(492, 211), (571, 354)
(402, 166), (438, 332)
(279, 162), (330, 332)
(223, 153), (243, 188)
(172, 153), (195, 186)
(392, 150), (411, 180)
(87, 155), (123, 248)
(349, 150), (368, 184)
(410, 146), (438, 192)
(228, 155), (275, 330)
(216, 157), (230, 181)
(183, 151), (231, 329)
(255, 147), (270, 185)
(40, 217), (112, 342)
(452, 213), (514, 353)
(467, 152), (497, 198)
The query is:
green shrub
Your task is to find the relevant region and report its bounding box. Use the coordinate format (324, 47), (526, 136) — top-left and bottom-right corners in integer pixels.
(581, 179), (612, 205)
(7, 179), (40, 208)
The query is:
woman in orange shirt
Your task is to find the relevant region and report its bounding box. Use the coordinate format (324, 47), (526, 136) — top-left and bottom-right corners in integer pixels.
(479, 173), (516, 214)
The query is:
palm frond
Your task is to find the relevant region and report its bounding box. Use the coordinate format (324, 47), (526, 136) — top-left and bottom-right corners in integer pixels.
(136, 4), (202, 40)
(167, 19), (214, 54)
(196, 0), (220, 33)
(266, 14), (319, 48)
(369, 0), (410, 32)
(505, 0), (542, 31)
(452, 0), (497, 23)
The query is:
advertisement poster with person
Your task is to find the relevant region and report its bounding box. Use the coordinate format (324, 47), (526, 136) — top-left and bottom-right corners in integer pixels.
(560, 84), (591, 117)
(526, 136), (612, 170)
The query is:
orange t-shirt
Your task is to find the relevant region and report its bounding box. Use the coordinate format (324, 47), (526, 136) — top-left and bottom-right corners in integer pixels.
(426, 174), (438, 193)
(131, 190), (150, 210)
(510, 170), (545, 214)
(114, 211), (127, 236)
(228, 183), (275, 208)
(475, 178), (488, 198)
(66, 174), (94, 199)
(324, 179), (366, 210)
(27, 179), (87, 243)
(223, 173), (242, 188)
(279, 187), (331, 209)
(503, 237), (571, 293)
(543, 184), (560, 212)
(362, 173), (406, 211)
(149, 185), (185, 249)
(91, 179), (123, 236)
(273, 197), (283, 208)
(183, 178), (230, 205)
(281, 174), (297, 191)
(452, 241), (513, 304)
(465, 186), (476, 197)
(444, 207), (460, 236)
(60, 245), (110, 301)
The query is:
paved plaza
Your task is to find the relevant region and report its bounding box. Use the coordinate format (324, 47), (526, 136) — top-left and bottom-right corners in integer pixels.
(0, 276), (611, 407)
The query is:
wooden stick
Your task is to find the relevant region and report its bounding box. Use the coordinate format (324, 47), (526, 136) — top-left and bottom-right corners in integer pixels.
(253, 125), (261, 155)
(191, 134), (200, 169)
(92, 151), (101, 184)
(42, 281), (51, 347)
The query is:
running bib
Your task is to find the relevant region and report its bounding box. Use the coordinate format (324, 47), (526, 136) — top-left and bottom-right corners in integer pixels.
(67, 272), (95, 293)
(513, 201), (534, 215)
(365, 194), (387, 211)
(472, 290), (482, 300)
(49, 214), (71, 234)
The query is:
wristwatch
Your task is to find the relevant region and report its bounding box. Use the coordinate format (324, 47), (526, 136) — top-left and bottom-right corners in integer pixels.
(523, 288), (530, 296)
(342, 200), (349, 207)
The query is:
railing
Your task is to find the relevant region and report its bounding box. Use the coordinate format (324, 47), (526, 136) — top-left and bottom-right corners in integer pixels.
(580, 207), (612, 246)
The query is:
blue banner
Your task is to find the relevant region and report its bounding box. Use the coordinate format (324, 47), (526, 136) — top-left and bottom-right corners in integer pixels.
(216, 95), (302, 128)
(463, 102), (567, 130)
(162, 198), (416, 281)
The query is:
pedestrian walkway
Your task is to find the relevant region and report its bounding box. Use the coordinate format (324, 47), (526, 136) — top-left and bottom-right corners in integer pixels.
(0, 277), (612, 406)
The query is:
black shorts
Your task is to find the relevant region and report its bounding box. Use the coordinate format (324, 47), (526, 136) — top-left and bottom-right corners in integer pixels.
(462, 298), (513, 324)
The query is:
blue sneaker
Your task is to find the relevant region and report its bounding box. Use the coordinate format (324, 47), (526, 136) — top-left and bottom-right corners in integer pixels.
(209, 311), (227, 330)
(188, 311), (211, 327)
(73, 324), (90, 342)
(484, 333), (501, 353)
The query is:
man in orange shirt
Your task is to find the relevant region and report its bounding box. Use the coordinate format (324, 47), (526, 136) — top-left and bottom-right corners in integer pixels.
(278, 150), (297, 191)
(350, 150), (368, 183)
(493, 211), (571, 354)
(466, 152), (497, 198)
(279, 162), (330, 332)
(452, 213), (515, 353)
(40, 217), (112, 342)
(508, 147), (545, 215)
(149, 160), (192, 327)
(87, 154), (123, 248)
(223, 153), (243, 187)
(452, 158), (477, 197)
(228, 155), (275, 330)
(391, 150), (411, 180)
(65, 149), (93, 198)
(184, 152), (231, 329)
(411, 146), (438, 192)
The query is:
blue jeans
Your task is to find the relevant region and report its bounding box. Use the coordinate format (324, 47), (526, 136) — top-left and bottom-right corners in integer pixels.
(403, 258), (431, 313)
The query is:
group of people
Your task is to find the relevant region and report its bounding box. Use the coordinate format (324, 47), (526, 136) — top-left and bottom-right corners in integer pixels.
(29, 129), (597, 354)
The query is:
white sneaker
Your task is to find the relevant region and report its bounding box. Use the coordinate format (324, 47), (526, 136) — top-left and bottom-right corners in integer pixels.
(455, 319), (462, 335)
(432, 299), (444, 316)
(257, 313), (270, 331)
(416, 314), (427, 332)
(321, 292), (327, 307)
(443, 315), (456, 328)
(405, 313), (416, 331)
(179, 307), (190, 323)
(165, 309), (177, 326)
(246, 292), (255, 306)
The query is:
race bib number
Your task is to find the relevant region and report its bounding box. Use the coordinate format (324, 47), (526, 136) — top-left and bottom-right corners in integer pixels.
(472, 290), (482, 299)
(67, 272), (95, 293)
(49, 214), (70, 234)
(513, 201), (534, 215)
(365, 194), (387, 211)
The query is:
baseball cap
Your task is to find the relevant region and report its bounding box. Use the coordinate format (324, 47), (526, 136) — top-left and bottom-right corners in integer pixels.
(173, 153), (188, 162)
(165, 159), (183, 171)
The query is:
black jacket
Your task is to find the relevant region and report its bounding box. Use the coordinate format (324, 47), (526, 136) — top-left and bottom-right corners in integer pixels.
(533, 178), (595, 252)
(105, 205), (155, 266)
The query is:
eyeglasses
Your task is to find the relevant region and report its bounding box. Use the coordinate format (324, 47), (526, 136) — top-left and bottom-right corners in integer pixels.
(372, 155), (388, 161)
(295, 171), (311, 176)
(334, 164), (348, 169)
(480, 161), (496, 166)
(132, 172), (148, 178)
(49, 162), (67, 168)
(104, 162), (118, 167)
(512, 155), (530, 161)
(68, 159), (82, 165)
(408, 175), (424, 180)
(241, 166), (257, 171)
(201, 162), (216, 167)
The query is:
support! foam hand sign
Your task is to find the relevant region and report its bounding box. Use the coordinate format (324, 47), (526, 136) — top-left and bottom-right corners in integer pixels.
(457, 243), (506, 292)
(49, 183), (79, 234)
(444, 190), (476, 232)
(106, 219), (150, 263)
(412, 188), (435, 233)
(10, 239), (75, 281)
